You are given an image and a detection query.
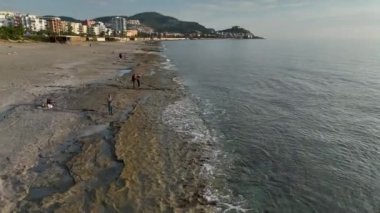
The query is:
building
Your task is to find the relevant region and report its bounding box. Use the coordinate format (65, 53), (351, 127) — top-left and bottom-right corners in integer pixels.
(126, 29), (138, 38)
(111, 17), (127, 36)
(96, 21), (106, 34)
(136, 26), (154, 34)
(46, 17), (62, 34)
(104, 28), (113, 36)
(83, 19), (95, 28)
(0, 15), (8, 27)
(88, 22), (107, 36)
(0, 11), (15, 27)
(37, 18), (47, 31)
(21, 14), (46, 32)
(127, 19), (140, 25)
(10, 14), (23, 27)
(70, 22), (81, 35)
(60, 21), (69, 33)
(80, 25), (87, 35)
(89, 25), (100, 36)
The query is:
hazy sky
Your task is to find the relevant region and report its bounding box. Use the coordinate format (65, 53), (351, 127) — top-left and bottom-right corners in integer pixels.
(1, 0), (379, 39)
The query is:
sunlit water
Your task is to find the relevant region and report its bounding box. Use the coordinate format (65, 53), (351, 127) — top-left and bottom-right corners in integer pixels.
(163, 39), (380, 212)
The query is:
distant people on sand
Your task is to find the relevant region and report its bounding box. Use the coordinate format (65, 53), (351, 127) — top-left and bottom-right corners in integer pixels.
(131, 73), (141, 89)
(119, 53), (122, 59)
(107, 94), (113, 115)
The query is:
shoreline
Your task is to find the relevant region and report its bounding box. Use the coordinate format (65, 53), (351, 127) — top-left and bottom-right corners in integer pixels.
(0, 41), (214, 211)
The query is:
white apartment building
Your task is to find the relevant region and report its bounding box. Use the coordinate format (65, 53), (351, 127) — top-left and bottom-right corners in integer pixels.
(89, 25), (100, 36)
(111, 17), (127, 35)
(0, 15), (7, 27)
(0, 11), (14, 27)
(61, 21), (69, 33)
(96, 21), (106, 33)
(80, 25), (87, 35)
(70, 22), (81, 35)
(105, 28), (113, 36)
(38, 18), (47, 31)
(21, 14), (46, 32)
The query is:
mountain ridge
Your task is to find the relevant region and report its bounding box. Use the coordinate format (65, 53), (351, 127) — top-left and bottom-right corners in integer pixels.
(42, 12), (261, 37)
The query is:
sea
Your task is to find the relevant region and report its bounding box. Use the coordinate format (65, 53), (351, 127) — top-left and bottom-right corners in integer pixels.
(161, 39), (380, 212)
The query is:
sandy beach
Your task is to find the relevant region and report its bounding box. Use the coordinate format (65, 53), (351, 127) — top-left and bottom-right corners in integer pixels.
(0, 41), (214, 212)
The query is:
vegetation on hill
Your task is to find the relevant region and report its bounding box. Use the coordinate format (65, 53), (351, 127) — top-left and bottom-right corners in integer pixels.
(218, 26), (263, 39)
(127, 12), (213, 34)
(93, 16), (128, 23)
(219, 26), (253, 34)
(43, 15), (82, 23)
(39, 13), (262, 37)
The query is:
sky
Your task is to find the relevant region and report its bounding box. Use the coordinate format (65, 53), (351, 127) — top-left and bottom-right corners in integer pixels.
(1, 0), (379, 39)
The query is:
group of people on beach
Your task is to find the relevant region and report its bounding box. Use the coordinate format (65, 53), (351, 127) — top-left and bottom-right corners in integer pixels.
(106, 73), (140, 115)
(106, 53), (141, 115)
(43, 52), (142, 117)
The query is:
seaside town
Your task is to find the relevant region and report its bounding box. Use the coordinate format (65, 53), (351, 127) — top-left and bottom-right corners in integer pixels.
(0, 11), (260, 42)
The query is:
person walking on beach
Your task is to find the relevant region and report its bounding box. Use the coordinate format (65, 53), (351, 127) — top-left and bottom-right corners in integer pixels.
(107, 94), (113, 115)
(119, 53), (122, 59)
(131, 73), (141, 89)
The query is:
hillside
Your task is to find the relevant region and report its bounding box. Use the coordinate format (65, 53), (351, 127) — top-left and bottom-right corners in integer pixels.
(93, 16), (128, 23)
(219, 26), (252, 34)
(43, 15), (82, 23)
(127, 12), (213, 34)
(218, 26), (263, 39)
(40, 13), (262, 37)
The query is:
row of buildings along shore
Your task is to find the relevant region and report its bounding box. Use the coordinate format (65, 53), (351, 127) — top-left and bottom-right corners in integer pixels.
(0, 11), (259, 41)
(0, 11), (156, 40)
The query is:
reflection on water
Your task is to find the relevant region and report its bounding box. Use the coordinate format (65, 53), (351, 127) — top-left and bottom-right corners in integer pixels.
(164, 40), (380, 212)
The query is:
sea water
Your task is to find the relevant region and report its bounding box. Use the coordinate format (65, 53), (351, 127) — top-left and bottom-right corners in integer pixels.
(163, 39), (380, 212)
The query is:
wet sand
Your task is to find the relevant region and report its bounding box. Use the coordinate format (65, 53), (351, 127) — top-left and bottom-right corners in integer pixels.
(0, 41), (214, 212)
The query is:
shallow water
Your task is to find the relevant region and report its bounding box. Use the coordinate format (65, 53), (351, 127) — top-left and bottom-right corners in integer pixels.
(118, 69), (131, 77)
(164, 40), (380, 212)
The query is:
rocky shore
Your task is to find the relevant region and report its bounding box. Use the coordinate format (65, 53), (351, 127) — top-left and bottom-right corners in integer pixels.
(0, 42), (214, 212)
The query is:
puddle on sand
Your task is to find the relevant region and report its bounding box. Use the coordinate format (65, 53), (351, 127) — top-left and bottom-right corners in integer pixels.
(118, 69), (131, 77)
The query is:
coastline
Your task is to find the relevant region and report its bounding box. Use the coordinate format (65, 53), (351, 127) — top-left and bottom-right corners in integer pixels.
(0, 41), (214, 211)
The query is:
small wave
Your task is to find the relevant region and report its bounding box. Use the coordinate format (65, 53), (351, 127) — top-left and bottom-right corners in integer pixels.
(162, 93), (250, 212)
(162, 98), (220, 200)
(161, 61), (177, 71)
(172, 76), (185, 90)
(162, 98), (212, 144)
(160, 54), (177, 71)
(162, 97), (248, 211)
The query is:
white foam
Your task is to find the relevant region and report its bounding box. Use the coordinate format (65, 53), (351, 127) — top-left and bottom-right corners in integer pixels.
(162, 98), (212, 144)
(172, 76), (185, 90)
(160, 45), (249, 211)
(161, 60), (177, 71)
(162, 98), (224, 207)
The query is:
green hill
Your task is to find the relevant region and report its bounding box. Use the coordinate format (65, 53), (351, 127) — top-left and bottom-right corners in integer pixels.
(41, 13), (262, 37)
(128, 12), (212, 34)
(93, 12), (212, 34)
(219, 26), (253, 34)
(43, 15), (82, 23)
(93, 16), (128, 23)
(218, 26), (263, 39)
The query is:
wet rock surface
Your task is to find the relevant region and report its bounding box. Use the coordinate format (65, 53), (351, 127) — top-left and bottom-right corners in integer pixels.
(0, 41), (214, 212)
